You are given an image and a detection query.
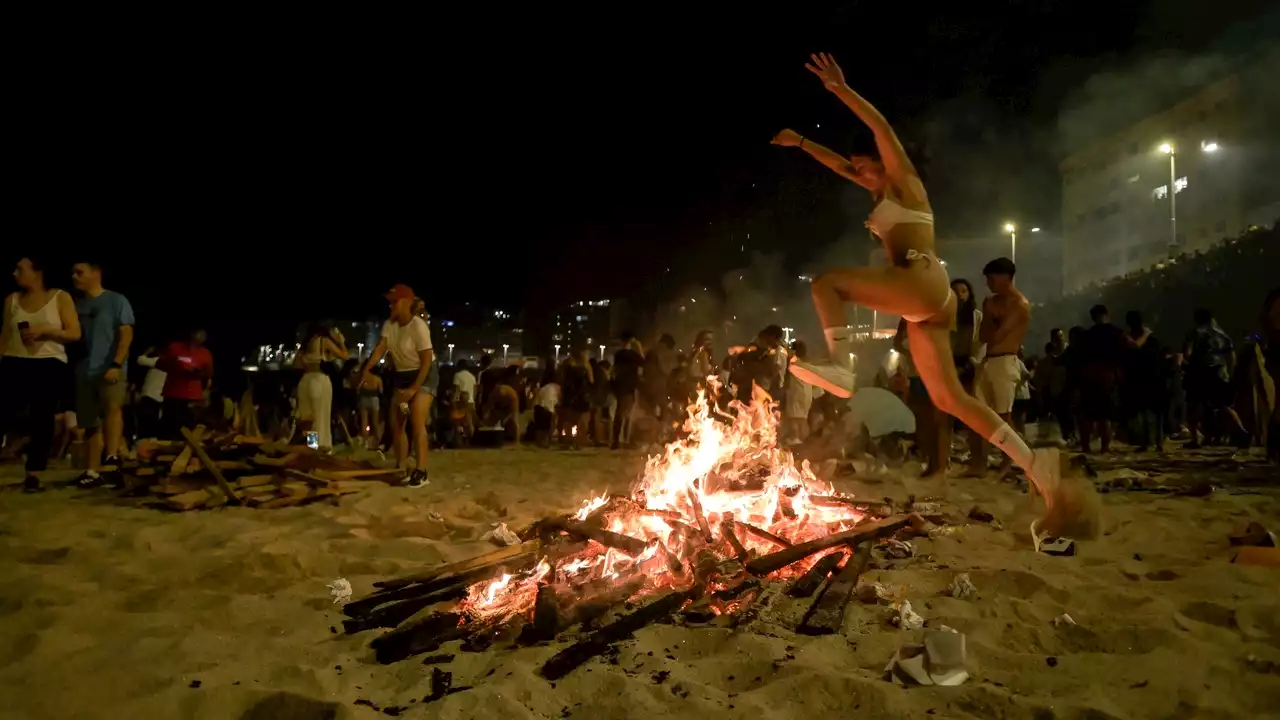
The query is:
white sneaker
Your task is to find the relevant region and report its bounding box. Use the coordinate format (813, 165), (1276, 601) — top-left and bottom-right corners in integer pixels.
(789, 361), (855, 398)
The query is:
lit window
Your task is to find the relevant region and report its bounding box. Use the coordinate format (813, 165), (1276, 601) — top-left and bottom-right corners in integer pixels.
(1152, 185), (1168, 200)
(576, 315), (587, 322)
(1174, 176), (1188, 193)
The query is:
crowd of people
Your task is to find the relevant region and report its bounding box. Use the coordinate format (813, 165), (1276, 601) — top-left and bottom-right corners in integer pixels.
(3, 236), (1276, 495)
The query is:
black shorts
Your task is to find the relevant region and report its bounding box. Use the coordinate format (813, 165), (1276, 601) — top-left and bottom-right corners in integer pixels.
(1185, 370), (1232, 410)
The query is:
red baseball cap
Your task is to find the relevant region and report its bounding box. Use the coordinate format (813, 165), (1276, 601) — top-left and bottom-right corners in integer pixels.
(384, 284), (416, 303)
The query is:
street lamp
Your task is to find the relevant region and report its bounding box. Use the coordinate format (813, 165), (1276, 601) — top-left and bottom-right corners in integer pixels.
(781, 326), (794, 345)
(1158, 142), (1177, 249)
(446, 343), (454, 362)
(554, 344), (561, 364)
(598, 344), (606, 360)
(1003, 222), (1016, 263)
(502, 344), (509, 363)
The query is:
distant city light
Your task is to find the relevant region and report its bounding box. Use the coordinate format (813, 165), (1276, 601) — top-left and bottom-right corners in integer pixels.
(1174, 176), (1188, 193)
(798, 274), (813, 282)
(1201, 140), (1219, 153)
(1030, 227), (1041, 233)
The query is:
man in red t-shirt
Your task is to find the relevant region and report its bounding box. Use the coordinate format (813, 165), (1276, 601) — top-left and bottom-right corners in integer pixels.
(159, 328), (213, 438)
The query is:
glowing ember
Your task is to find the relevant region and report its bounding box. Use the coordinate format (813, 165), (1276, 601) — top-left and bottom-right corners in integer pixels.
(459, 381), (864, 622)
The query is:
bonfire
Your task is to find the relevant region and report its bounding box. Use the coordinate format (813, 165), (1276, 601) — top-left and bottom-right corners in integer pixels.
(342, 382), (925, 679)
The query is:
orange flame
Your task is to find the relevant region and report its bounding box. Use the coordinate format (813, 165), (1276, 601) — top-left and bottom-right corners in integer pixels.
(460, 379), (862, 621)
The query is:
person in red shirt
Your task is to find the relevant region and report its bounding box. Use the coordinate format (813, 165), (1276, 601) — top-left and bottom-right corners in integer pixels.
(159, 328), (213, 438)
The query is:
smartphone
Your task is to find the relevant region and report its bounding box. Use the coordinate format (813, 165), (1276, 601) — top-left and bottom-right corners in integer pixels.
(305, 431), (320, 450)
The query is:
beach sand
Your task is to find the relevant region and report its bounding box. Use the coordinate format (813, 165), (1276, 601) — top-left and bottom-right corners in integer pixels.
(2, 447), (1278, 719)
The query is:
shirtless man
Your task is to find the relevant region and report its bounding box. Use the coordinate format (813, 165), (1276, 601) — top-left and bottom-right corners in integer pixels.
(968, 257), (1030, 475)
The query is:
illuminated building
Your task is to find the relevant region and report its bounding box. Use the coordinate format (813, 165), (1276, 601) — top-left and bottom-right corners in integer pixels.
(1058, 69), (1278, 292)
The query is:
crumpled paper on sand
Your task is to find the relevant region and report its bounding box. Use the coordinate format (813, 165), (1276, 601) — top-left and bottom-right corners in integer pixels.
(328, 578), (352, 604)
(893, 600), (925, 630)
(949, 573), (977, 599)
(481, 522), (520, 546)
(884, 626), (968, 686)
(885, 539), (915, 559)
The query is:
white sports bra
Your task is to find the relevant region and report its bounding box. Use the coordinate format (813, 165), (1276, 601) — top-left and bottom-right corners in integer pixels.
(866, 198), (934, 239)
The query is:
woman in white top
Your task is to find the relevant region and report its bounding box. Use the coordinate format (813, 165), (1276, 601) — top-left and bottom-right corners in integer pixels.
(358, 285), (435, 488)
(773, 53), (1093, 541)
(294, 323), (348, 451)
(0, 257), (82, 491)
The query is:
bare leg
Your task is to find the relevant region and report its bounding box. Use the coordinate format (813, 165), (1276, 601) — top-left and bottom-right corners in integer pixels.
(411, 393), (432, 469)
(906, 319), (1100, 539)
(392, 403), (408, 469)
(87, 428), (104, 472)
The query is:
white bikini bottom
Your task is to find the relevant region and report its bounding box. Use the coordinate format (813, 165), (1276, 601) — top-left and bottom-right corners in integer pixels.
(899, 250), (953, 324)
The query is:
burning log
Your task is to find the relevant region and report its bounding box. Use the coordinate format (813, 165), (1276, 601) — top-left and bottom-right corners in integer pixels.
(786, 551), (846, 598)
(517, 584), (562, 644)
(733, 520), (793, 549)
(540, 588), (699, 681)
(686, 490), (713, 542)
(544, 519), (651, 557)
(797, 542), (872, 635)
(811, 494), (895, 515)
(719, 518), (749, 563)
(745, 515), (912, 577)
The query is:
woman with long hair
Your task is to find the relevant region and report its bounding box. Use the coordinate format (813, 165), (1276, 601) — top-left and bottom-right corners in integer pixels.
(772, 53), (1093, 538)
(0, 256), (82, 492)
(558, 346), (594, 449)
(295, 322), (348, 450)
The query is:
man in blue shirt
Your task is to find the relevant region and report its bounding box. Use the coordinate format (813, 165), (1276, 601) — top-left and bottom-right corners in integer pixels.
(71, 260), (135, 487)
(1183, 307), (1245, 447)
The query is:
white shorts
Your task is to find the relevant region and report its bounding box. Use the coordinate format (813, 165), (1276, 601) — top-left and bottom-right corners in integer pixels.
(975, 354), (1019, 415)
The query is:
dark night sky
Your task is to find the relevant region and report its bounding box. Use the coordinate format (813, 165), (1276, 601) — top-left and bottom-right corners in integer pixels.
(15, 1), (1274, 360)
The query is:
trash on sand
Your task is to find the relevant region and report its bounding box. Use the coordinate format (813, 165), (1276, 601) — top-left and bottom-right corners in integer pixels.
(885, 539), (915, 559)
(1031, 520), (1076, 555)
(893, 600), (925, 630)
(1231, 546), (1280, 568)
(929, 525), (963, 540)
(1228, 521), (1277, 548)
(481, 522), (520, 547)
(883, 626), (968, 686)
(967, 506), (995, 524)
(857, 582), (893, 604)
(948, 573), (977, 599)
(1052, 613), (1076, 627)
(427, 511), (445, 523)
(328, 578), (353, 604)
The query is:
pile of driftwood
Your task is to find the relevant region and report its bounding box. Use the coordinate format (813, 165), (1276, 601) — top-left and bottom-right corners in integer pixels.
(341, 503), (930, 680)
(124, 426), (401, 511)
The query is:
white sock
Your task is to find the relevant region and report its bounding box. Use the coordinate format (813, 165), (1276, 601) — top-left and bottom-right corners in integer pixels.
(988, 423), (1033, 475)
(823, 326), (854, 360)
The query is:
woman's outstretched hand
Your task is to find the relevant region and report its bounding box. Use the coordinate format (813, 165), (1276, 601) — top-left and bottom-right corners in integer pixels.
(771, 129), (803, 147)
(805, 52), (846, 90)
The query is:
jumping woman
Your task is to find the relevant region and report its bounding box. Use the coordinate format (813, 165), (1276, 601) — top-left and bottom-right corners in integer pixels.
(772, 53), (1096, 538)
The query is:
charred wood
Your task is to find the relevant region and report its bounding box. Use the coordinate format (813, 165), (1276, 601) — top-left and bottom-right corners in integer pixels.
(544, 519), (651, 557)
(372, 541), (540, 590)
(786, 551), (846, 598)
(371, 612), (470, 664)
(797, 542), (872, 635)
(733, 521), (793, 549)
(745, 515), (910, 576)
(540, 588), (698, 681)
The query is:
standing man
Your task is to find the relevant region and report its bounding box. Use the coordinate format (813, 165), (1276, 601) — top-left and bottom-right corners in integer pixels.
(1183, 307), (1245, 447)
(159, 328), (214, 438)
(359, 284), (434, 488)
(1078, 305), (1127, 453)
(970, 257), (1030, 476)
(71, 260), (135, 487)
(610, 333), (643, 449)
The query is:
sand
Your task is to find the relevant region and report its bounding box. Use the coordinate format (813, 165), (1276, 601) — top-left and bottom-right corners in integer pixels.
(2, 447), (1279, 719)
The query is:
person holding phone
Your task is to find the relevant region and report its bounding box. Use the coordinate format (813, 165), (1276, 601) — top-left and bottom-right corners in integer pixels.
(1, 256), (81, 492)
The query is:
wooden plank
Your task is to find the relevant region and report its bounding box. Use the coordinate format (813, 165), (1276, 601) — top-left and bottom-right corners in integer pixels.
(163, 487), (220, 511)
(733, 521), (793, 549)
(234, 474), (277, 489)
(181, 427), (240, 503)
(720, 519), (749, 562)
(544, 519), (650, 557)
(317, 468), (405, 480)
(797, 542), (872, 635)
(371, 612), (471, 664)
(284, 468), (332, 488)
(786, 551), (846, 598)
(745, 515), (911, 577)
(169, 426), (202, 475)
(250, 452), (300, 468)
(369, 541), (541, 591)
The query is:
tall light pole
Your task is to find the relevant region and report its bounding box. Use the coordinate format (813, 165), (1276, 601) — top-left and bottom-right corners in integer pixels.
(554, 344), (561, 364)
(446, 343), (454, 362)
(781, 326), (794, 345)
(502, 343), (509, 364)
(1158, 143), (1177, 250)
(598, 344), (606, 360)
(1003, 222), (1017, 263)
